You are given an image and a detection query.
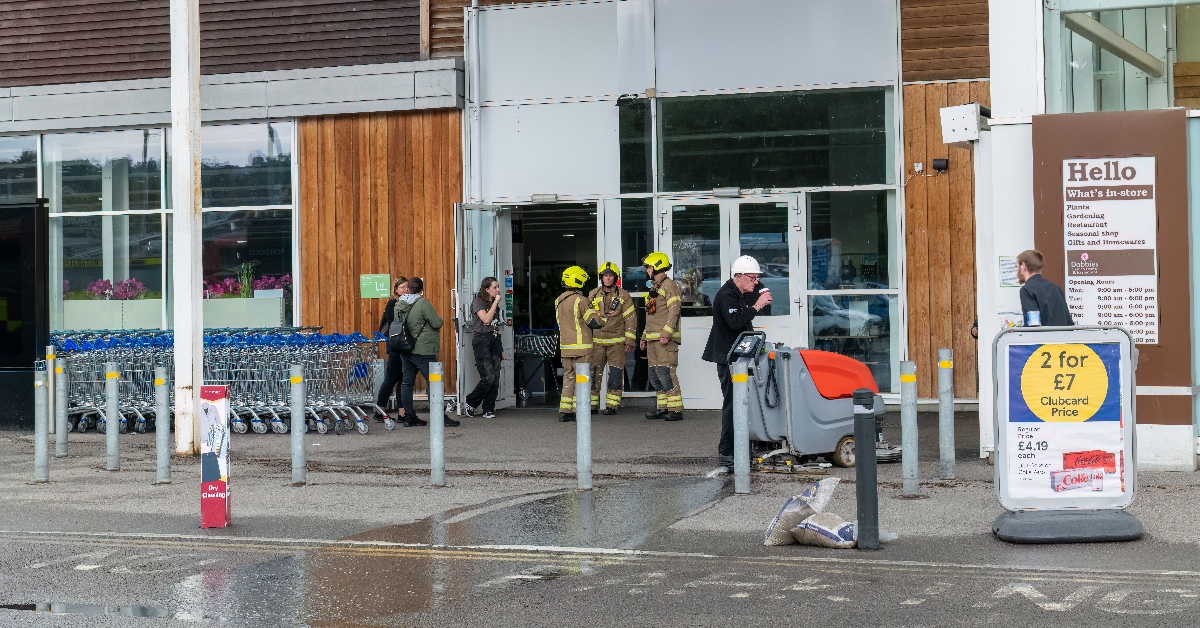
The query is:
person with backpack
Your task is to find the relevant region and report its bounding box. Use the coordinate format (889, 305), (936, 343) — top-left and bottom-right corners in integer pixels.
(373, 276), (409, 423)
(391, 277), (460, 428)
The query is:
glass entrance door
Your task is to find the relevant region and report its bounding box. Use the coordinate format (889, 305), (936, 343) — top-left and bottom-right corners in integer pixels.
(658, 195), (805, 409)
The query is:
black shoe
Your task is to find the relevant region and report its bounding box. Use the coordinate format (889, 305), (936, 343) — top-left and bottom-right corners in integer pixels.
(558, 413), (576, 423)
(645, 409), (667, 420)
(481, 411), (497, 419)
(444, 417), (461, 427)
(372, 410), (390, 423)
(664, 411), (683, 422)
(402, 416), (428, 427)
(718, 454), (734, 469)
(601, 407), (617, 416)
(463, 404), (476, 418)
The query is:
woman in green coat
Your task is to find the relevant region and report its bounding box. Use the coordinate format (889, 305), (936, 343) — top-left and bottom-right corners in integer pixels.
(395, 277), (460, 427)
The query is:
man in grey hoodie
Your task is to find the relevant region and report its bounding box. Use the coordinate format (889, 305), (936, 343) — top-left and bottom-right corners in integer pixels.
(395, 277), (460, 428)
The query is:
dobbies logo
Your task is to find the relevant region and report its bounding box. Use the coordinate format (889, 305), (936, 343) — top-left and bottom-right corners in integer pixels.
(1081, 253), (1089, 261)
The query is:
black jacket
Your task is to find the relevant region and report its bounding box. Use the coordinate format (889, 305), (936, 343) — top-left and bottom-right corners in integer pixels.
(702, 279), (760, 364)
(1020, 274), (1074, 326)
(378, 298), (398, 335)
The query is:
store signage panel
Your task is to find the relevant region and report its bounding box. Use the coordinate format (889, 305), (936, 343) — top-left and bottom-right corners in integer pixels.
(994, 328), (1135, 511)
(1061, 156), (1158, 344)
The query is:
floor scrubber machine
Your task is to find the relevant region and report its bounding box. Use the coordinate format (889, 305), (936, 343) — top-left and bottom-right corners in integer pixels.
(727, 331), (902, 469)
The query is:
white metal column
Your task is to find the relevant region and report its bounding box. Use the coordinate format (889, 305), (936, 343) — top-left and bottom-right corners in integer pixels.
(170, 0), (203, 455)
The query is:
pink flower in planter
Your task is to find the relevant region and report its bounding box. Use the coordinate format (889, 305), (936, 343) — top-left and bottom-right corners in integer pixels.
(87, 279), (113, 299)
(111, 278), (146, 301)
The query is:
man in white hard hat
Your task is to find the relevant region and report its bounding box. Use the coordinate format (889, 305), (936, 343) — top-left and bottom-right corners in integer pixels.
(702, 255), (773, 469)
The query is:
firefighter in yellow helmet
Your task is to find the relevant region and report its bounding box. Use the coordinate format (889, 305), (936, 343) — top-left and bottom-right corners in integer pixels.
(555, 265), (602, 422)
(587, 262), (637, 414)
(640, 252), (684, 420)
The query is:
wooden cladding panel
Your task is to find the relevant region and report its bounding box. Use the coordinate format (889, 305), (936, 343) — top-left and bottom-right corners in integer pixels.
(903, 80), (989, 398)
(1175, 62), (1200, 109)
(299, 109), (462, 390)
(430, 0), (470, 59)
(901, 0), (989, 82)
(0, 0), (420, 88)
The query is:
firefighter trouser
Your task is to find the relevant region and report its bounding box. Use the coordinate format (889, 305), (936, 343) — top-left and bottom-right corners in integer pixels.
(590, 341), (626, 409)
(646, 341), (682, 411)
(559, 354), (590, 414)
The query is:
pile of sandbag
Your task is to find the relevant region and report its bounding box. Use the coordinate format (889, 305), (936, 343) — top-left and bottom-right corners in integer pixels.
(763, 478), (892, 549)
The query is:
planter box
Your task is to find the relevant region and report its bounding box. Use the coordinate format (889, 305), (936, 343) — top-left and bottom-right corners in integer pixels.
(63, 299), (162, 331)
(204, 297), (284, 329)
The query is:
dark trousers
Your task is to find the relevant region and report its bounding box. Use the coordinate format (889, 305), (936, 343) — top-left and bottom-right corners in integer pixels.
(465, 333), (503, 412)
(400, 353), (435, 417)
(376, 352), (405, 409)
(717, 362), (734, 456)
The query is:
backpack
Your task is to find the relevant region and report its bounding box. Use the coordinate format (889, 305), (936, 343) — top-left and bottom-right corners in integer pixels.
(388, 300), (426, 354)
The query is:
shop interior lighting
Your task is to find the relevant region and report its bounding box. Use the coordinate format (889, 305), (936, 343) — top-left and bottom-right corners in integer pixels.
(713, 187), (741, 198)
(531, 194), (558, 204)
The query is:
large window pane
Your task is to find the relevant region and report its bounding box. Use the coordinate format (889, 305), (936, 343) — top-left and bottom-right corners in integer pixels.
(738, 202), (790, 315)
(201, 122), (293, 208)
(53, 214), (164, 331)
(809, 294), (897, 392)
(658, 89), (890, 192)
(43, 130), (163, 213)
(670, 203), (719, 317)
(807, 190), (894, 290)
(1063, 9), (1172, 112)
(202, 210), (293, 327)
(619, 98), (653, 193)
(0, 136), (37, 202)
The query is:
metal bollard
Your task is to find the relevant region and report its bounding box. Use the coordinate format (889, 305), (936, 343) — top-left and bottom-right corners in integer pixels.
(938, 348), (955, 479)
(900, 361), (919, 497)
(430, 362), (445, 487)
(575, 362), (592, 491)
(731, 362), (751, 494)
(154, 367), (171, 484)
(55, 362), (68, 458)
(45, 346), (55, 435)
(854, 388), (879, 550)
(34, 369), (48, 483)
(290, 365), (306, 486)
(105, 362), (119, 471)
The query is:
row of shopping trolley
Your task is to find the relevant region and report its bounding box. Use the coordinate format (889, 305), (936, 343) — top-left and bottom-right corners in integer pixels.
(51, 328), (394, 437)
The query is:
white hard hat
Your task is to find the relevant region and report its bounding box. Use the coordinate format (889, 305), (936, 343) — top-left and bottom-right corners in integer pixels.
(731, 255), (762, 275)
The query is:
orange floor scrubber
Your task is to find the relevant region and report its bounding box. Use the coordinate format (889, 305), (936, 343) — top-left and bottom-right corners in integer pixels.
(727, 331), (901, 469)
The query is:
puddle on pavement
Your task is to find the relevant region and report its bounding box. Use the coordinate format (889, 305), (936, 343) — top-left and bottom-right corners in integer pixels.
(155, 476), (727, 626)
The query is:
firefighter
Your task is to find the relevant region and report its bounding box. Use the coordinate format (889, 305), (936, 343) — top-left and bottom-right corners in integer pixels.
(588, 262), (637, 415)
(555, 265), (602, 423)
(639, 252), (683, 421)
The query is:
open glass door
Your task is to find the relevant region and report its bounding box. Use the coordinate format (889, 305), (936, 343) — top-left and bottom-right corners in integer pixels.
(455, 203), (515, 410)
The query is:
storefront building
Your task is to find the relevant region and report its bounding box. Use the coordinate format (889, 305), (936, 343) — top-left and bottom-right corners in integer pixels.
(0, 0), (467, 396)
(980, 0), (1200, 470)
(456, 0), (991, 410)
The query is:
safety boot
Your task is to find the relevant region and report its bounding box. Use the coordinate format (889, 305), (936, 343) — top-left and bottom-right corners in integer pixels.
(601, 407), (617, 416)
(664, 411), (683, 422)
(558, 412), (576, 423)
(645, 409), (667, 420)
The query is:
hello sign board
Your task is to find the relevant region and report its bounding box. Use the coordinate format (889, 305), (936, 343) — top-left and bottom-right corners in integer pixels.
(993, 327), (1136, 511)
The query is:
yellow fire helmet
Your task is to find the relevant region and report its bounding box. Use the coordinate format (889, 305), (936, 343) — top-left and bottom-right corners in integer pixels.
(642, 251), (671, 272)
(562, 265), (589, 289)
(598, 261), (620, 277)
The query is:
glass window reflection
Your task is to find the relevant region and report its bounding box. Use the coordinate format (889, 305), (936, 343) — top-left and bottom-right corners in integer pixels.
(202, 122), (293, 208)
(202, 210), (293, 326)
(53, 214), (164, 331)
(670, 203), (720, 317)
(43, 129), (163, 213)
(809, 294), (897, 392)
(0, 136), (37, 202)
(620, 198), (654, 288)
(807, 190), (893, 290)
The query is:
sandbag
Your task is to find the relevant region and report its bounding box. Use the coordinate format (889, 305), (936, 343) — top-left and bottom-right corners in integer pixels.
(763, 478), (840, 546)
(791, 512), (856, 549)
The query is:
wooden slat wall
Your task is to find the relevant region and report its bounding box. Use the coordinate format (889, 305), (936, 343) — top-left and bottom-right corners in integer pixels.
(1175, 62), (1200, 109)
(0, 0), (420, 88)
(430, 0), (470, 60)
(299, 109), (463, 390)
(903, 80), (989, 398)
(901, 0), (990, 82)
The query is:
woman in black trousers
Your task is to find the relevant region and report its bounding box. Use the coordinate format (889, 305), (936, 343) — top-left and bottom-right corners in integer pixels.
(374, 276), (425, 425)
(463, 277), (503, 418)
